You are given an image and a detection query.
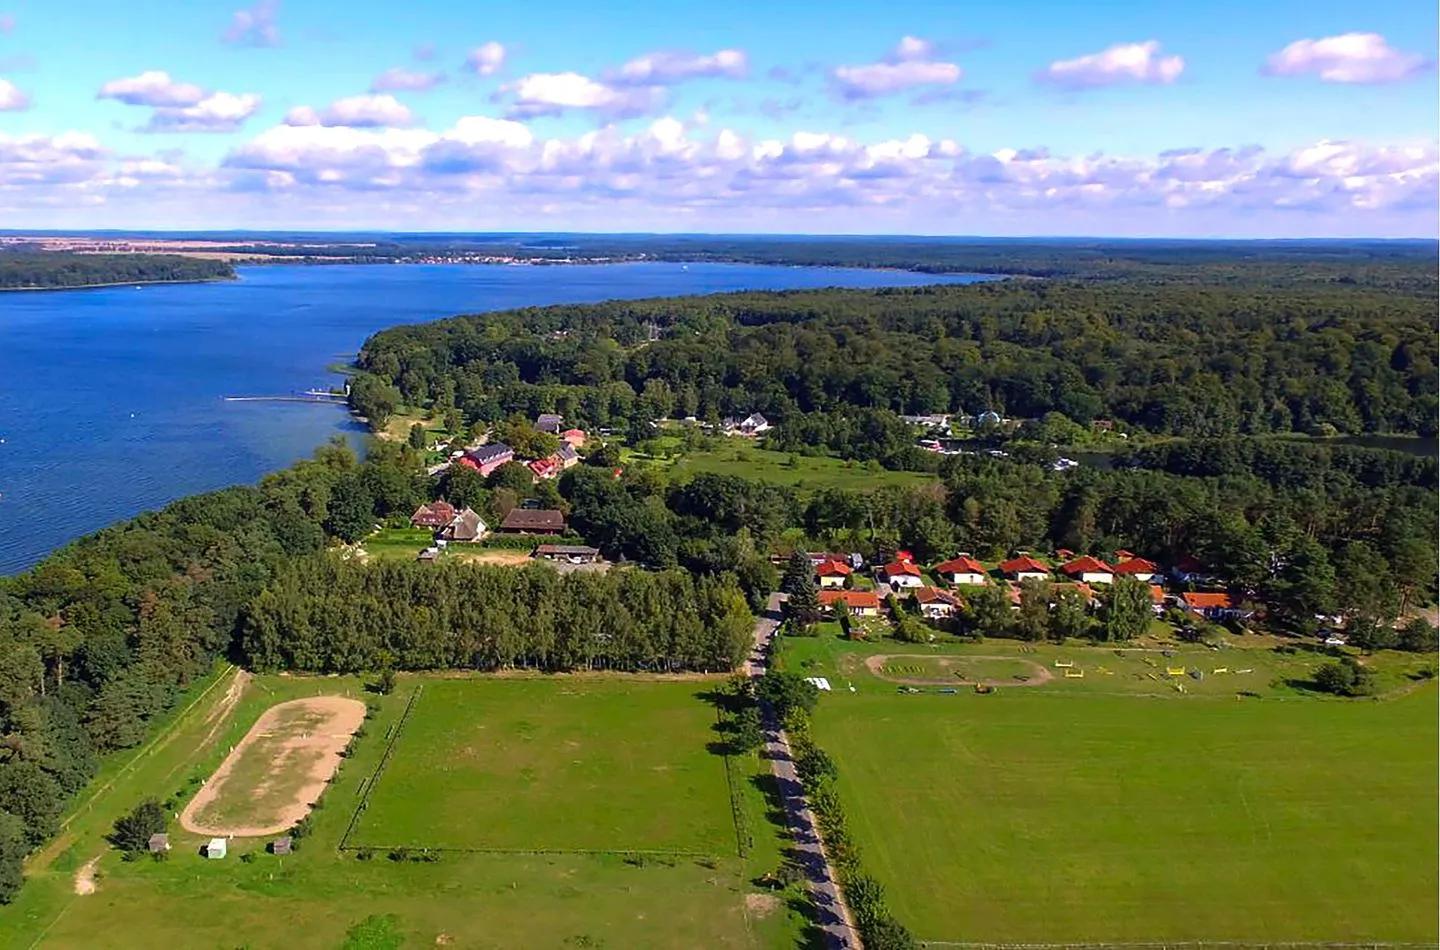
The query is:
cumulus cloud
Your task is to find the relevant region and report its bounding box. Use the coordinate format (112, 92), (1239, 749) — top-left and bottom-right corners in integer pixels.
(830, 36), (962, 100)
(222, 0), (280, 46)
(0, 131), (105, 187)
(498, 72), (662, 118)
(612, 48), (747, 85)
(0, 78), (28, 111)
(1037, 41), (1184, 88)
(464, 42), (507, 76)
(1263, 32), (1430, 84)
(97, 70), (206, 108)
(370, 67), (446, 93)
(144, 93), (262, 133)
(284, 94), (414, 128)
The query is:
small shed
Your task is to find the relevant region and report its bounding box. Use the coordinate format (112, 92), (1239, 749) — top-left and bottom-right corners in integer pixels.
(205, 837), (227, 859)
(269, 836), (293, 855)
(147, 833), (170, 853)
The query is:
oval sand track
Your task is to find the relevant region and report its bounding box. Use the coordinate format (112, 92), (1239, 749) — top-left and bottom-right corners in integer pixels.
(180, 696), (366, 838)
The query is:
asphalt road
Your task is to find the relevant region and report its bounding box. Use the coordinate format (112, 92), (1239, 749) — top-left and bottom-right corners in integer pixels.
(748, 594), (861, 949)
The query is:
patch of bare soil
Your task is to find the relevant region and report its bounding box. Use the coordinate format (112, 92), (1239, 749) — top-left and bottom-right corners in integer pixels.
(73, 856), (99, 895)
(745, 893), (781, 918)
(197, 669), (251, 751)
(179, 695), (366, 838)
(864, 654), (1054, 687)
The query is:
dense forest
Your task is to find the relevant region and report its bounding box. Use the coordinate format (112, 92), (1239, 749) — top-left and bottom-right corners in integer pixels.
(352, 273), (1439, 439)
(0, 253), (234, 290)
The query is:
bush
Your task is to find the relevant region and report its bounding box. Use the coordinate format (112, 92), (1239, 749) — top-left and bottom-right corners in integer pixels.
(109, 800), (166, 853)
(1313, 657), (1377, 697)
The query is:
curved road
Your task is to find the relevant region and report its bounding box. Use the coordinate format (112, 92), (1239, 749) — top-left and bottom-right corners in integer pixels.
(747, 594), (861, 949)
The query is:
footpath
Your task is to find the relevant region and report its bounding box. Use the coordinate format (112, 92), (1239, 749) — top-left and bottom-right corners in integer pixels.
(747, 594), (861, 949)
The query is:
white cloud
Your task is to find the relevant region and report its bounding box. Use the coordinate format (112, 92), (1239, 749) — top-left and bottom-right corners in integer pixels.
(97, 70), (206, 107)
(370, 67), (446, 93)
(222, 0), (280, 47)
(831, 37), (962, 100)
(1263, 33), (1429, 84)
(144, 92), (262, 133)
(0, 78), (28, 111)
(613, 49), (747, 85)
(0, 131), (105, 186)
(464, 42), (507, 76)
(1037, 41), (1184, 88)
(499, 72), (662, 118)
(287, 94), (414, 128)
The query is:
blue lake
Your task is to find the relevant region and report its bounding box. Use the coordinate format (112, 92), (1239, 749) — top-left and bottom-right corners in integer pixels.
(0, 262), (991, 574)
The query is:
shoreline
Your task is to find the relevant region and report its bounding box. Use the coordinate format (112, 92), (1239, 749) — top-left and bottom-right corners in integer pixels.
(0, 275), (237, 294)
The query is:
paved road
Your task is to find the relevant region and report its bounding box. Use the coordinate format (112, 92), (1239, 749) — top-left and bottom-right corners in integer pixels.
(748, 594), (861, 949)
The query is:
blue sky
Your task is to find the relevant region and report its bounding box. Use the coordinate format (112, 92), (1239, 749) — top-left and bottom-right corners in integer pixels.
(0, 0), (1435, 235)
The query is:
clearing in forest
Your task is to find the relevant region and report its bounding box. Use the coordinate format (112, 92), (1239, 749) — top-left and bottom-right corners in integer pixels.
(180, 695), (366, 837)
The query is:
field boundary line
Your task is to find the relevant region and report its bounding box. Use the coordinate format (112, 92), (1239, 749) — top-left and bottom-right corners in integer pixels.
(337, 684), (422, 851)
(713, 706), (750, 859)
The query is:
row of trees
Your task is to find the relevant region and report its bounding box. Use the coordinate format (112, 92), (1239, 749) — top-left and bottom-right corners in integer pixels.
(0, 253), (234, 289)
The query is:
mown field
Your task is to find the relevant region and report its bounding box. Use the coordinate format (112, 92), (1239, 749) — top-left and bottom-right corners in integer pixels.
(623, 436), (931, 492)
(797, 635), (1439, 944)
(0, 670), (813, 950)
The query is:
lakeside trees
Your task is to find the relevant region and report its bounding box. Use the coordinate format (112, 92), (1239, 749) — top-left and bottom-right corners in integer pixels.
(0, 253), (233, 290)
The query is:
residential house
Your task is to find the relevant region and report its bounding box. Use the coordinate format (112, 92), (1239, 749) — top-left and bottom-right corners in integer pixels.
(533, 544), (601, 563)
(1055, 548), (1075, 561)
(1061, 555), (1114, 585)
(1057, 581), (1097, 607)
(1113, 557), (1157, 582)
(499, 508), (566, 534)
(1182, 591), (1252, 621)
(815, 559), (853, 589)
(914, 587), (962, 620)
(555, 443), (580, 469)
(819, 589), (881, 617)
(881, 558), (925, 589)
(466, 443), (515, 477)
(535, 413), (564, 434)
(1149, 584), (1167, 615)
(999, 555), (1051, 582)
(1170, 554), (1218, 585)
(410, 500), (457, 530)
(724, 413), (772, 437)
(562, 428), (587, 447)
(437, 508), (487, 543)
(528, 457), (559, 480)
(933, 555), (988, 586)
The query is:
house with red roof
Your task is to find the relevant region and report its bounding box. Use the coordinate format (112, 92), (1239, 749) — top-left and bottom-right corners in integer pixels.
(820, 589), (881, 617)
(465, 443), (515, 477)
(410, 500), (458, 530)
(999, 556), (1050, 582)
(1061, 555), (1114, 585)
(1112, 557), (1157, 582)
(1182, 591), (1251, 621)
(881, 558), (925, 589)
(933, 555), (988, 586)
(914, 587), (962, 620)
(562, 428), (587, 448)
(814, 559), (853, 589)
(528, 457), (559, 480)
(1149, 584), (1168, 615)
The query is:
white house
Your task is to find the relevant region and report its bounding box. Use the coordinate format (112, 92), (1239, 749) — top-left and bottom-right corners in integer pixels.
(933, 555), (988, 586)
(1061, 556), (1114, 585)
(882, 558), (925, 589)
(914, 587), (961, 619)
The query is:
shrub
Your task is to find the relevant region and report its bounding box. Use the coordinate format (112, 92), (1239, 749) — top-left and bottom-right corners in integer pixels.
(109, 800), (166, 853)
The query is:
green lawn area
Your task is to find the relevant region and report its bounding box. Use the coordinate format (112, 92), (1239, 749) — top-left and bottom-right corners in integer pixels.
(0, 672), (804, 950)
(350, 678), (735, 853)
(624, 437), (931, 492)
(361, 526), (434, 560)
(800, 638), (1439, 943)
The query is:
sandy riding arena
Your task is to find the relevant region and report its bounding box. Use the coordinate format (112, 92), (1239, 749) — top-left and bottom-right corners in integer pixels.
(180, 696), (366, 837)
(864, 654), (1054, 687)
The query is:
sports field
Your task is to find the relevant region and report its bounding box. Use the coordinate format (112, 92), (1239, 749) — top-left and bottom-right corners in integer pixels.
(349, 678), (735, 853)
(814, 684), (1439, 943)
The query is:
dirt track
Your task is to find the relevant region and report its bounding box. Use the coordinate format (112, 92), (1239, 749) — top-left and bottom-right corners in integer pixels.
(179, 696), (365, 838)
(863, 654), (1054, 687)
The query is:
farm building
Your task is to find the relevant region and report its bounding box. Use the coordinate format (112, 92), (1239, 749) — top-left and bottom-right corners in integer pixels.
(499, 508), (566, 534)
(533, 544), (601, 563)
(205, 838), (227, 859)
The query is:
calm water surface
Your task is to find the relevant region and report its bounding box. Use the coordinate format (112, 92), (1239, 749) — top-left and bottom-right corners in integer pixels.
(0, 262), (991, 573)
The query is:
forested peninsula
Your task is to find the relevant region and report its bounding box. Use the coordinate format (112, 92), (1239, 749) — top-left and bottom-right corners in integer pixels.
(0, 253), (235, 291)
(0, 245), (1436, 904)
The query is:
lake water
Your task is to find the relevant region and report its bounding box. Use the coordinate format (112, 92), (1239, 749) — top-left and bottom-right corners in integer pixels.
(0, 262), (991, 574)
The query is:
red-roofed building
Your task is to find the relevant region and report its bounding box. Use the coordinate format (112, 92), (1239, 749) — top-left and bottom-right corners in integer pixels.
(1115, 549), (1135, 560)
(1112, 557), (1157, 582)
(914, 586), (962, 619)
(410, 501), (458, 529)
(815, 559), (853, 589)
(999, 556), (1050, 581)
(1149, 584), (1167, 614)
(882, 558), (925, 589)
(1061, 556), (1114, 584)
(819, 589), (881, 617)
(1003, 581), (1023, 607)
(457, 456), (481, 472)
(562, 429), (587, 447)
(1182, 591), (1251, 621)
(1055, 548), (1075, 560)
(933, 555), (988, 586)
(528, 457), (559, 480)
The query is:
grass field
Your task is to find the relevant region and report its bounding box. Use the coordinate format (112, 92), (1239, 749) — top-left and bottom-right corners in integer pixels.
(623, 437), (932, 492)
(795, 633), (1440, 943)
(349, 679), (735, 854)
(0, 671), (813, 950)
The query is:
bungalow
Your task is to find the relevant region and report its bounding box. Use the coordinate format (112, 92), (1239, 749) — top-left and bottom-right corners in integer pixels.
(1061, 555), (1114, 585)
(437, 508), (487, 543)
(1170, 554), (1218, 585)
(499, 508), (566, 534)
(914, 587), (962, 620)
(1182, 591), (1252, 621)
(528, 457), (559, 480)
(999, 555), (1050, 582)
(881, 558), (925, 589)
(535, 413), (564, 434)
(933, 555), (987, 586)
(555, 444), (580, 469)
(561, 428), (587, 447)
(534, 544), (601, 564)
(466, 443), (515, 477)
(1113, 557), (1158, 582)
(819, 589), (881, 618)
(410, 500), (458, 530)
(815, 559), (853, 589)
